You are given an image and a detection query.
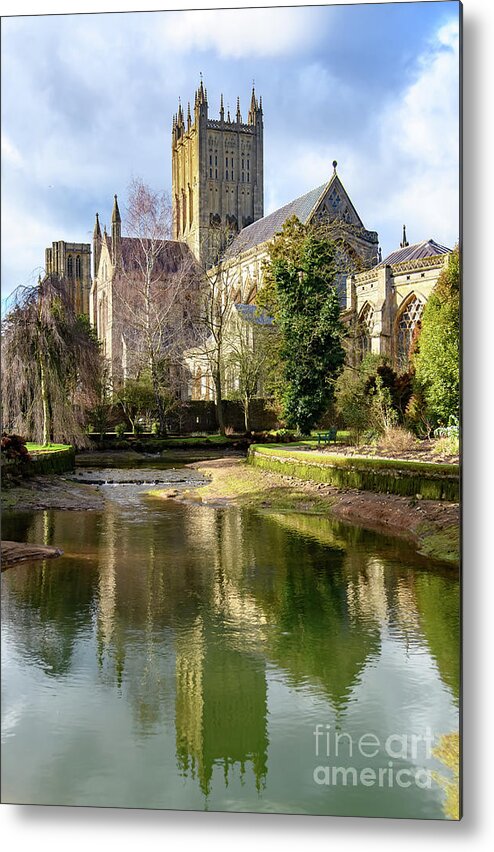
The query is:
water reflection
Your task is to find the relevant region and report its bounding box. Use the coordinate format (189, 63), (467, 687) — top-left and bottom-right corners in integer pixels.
(1, 498), (459, 815)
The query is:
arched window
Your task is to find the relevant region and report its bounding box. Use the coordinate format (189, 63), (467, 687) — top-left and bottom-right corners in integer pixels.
(357, 303), (373, 360)
(67, 255), (73, 277)
(75, 255), (81, 278)
(396, 295), (423, 371)
(188, 185), (193, 227)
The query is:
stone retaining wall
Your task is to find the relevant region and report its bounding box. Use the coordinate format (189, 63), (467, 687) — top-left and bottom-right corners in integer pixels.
(248, 446), (459, 501)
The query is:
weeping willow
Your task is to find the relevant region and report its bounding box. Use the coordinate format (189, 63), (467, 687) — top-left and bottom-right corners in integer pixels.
(2, 275), (102, 447)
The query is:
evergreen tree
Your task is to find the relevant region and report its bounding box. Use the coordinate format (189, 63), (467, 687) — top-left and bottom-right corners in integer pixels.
(262, 217), (345, 435)
(414, 246), (460, 424)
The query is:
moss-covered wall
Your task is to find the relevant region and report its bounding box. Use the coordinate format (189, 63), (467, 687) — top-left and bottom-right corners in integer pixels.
(248, 446), (459, 502)
(23, 447), (76, 476)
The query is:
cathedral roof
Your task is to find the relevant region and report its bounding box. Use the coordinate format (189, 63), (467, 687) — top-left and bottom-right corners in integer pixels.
(224, 170), (372, 260)
(224, 182), (328, 258)
(104, 234), (197, 273)
(377, 239), (451, 268)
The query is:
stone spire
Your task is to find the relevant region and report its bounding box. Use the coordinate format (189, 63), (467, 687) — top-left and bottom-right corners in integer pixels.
(187, 101), (191, 131)
(220, 93), (224, 121)
(111, 194), (121, 265)
(93, 212), (102, 277)
(400, 224), (409, 248)
(236, 96), (242, 123)
(112, 194), (121, 224)
(248, 85), (257, 124)
(93, 211), (102, 240)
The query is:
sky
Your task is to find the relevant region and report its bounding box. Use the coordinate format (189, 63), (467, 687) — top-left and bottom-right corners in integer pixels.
(1, 1), (461, 303)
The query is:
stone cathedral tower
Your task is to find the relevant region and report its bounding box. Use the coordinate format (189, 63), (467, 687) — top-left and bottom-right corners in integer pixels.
(172, 80), (264, 268)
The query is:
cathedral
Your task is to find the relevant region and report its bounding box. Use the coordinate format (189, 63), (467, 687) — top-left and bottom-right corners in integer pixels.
(43, 79), (452, 398)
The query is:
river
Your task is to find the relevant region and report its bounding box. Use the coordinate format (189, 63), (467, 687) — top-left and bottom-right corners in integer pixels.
(1, 458), (460, 817)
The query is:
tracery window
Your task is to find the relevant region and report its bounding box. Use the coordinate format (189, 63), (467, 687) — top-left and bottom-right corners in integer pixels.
(75, 255), (81, 278)
(67, 255), (73, 277)
(396, 296), (423, 370)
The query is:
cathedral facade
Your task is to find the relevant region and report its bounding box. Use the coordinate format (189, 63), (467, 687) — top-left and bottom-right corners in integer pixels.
(45, 78), (452, 401)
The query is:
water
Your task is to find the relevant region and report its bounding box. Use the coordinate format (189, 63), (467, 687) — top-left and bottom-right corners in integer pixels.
(1, 466), (460, 817)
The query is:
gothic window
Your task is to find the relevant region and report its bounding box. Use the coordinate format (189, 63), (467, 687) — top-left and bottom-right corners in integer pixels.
(181, 189), (186, 231)
(75, 255), (81, 278)
(188, 185), (193, 227)
(209, 155), (212, 179)
(357, 303), (373, 360)
(67, 255), (73, 277)
(396, 296), (423, 371)
(329, 189), (341, 209)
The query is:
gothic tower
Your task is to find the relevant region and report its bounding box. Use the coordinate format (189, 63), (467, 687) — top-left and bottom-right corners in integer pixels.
(172, 80), (264, 268)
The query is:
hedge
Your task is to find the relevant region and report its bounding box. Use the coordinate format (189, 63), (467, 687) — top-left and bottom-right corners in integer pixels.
(247, 445), (459, 501)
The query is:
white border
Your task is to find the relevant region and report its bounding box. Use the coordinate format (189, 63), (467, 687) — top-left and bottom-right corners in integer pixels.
(1, 0), (493, 847)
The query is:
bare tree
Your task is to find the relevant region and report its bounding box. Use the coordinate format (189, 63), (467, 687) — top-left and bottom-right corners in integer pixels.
(186, 253), (239, 436)
(114, 178), (201, 435)
(226, 310), (274, 432)
(2, 275), (103, 446)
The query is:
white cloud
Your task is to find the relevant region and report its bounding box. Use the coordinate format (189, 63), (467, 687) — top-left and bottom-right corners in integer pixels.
(159, 7), (321, 59)
(1, 134), (24, 169)
(375, 16), (460, 249)
(265, 15), (460, 255)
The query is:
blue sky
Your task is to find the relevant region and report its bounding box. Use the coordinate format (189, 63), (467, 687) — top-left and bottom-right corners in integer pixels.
(1, 1), (460, 301)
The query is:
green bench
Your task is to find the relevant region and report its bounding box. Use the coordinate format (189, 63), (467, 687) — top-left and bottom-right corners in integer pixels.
(317, 428), (338, 446)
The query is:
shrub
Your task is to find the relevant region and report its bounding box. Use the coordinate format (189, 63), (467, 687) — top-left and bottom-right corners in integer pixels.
(368, 375), (398, 434)
(1, 433), (31, 461)
(434, 415), (460, 439)
(433, 434), (460, 457)
(115, 422), (126, 438)
(378, 426), (417, 454)
(405, 388), (435, 438)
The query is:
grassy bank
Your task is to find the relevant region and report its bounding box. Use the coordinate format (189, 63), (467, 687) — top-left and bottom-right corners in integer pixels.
(248, 445), (459, 501)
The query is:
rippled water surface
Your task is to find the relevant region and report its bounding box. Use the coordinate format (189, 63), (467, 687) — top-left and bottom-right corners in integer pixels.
(1, 466), (459, 817)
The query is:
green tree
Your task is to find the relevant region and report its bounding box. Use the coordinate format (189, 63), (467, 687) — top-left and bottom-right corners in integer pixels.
(261, 217), (345, 435)
(414, 246), (460, 424)
(115, 373), (156, 433)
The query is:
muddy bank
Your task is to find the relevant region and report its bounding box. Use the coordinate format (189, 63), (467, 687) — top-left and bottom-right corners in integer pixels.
(1, 540), (63, 569)
(2, 475), (105, 512)
(151, 457), (459, 565)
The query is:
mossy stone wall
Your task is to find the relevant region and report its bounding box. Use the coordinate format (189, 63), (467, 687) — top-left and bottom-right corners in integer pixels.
(248, 447), (459, 501)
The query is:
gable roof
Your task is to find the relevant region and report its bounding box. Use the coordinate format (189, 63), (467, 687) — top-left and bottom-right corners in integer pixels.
(377, 239), (451, 268)
(224, 171), (366, 260)
(225, 183), (327, 258)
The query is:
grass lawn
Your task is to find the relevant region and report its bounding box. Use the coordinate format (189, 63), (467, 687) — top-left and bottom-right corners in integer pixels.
(26, 442), (72, 454)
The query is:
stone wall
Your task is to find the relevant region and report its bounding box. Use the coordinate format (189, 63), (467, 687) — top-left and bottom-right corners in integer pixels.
(167, 399), (280, 433)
